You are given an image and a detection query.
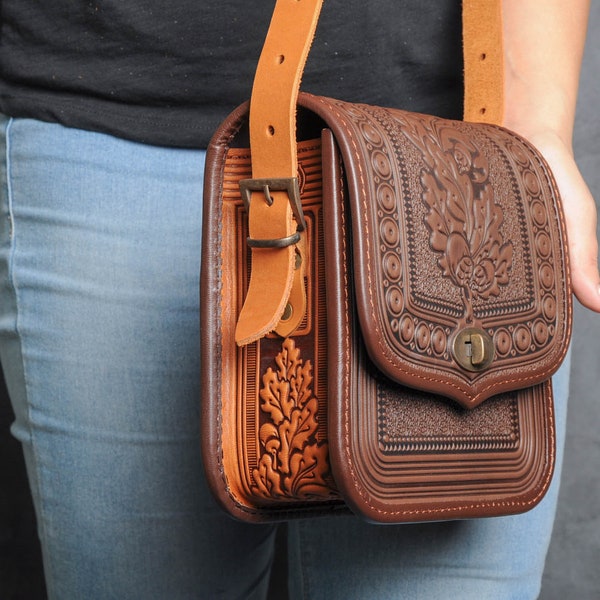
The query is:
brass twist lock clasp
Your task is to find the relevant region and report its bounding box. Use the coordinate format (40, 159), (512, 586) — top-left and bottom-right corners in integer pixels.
(452, 327), (494, 372)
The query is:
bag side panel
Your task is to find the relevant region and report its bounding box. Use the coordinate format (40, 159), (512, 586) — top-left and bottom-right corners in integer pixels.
(201, 110), (346, 521)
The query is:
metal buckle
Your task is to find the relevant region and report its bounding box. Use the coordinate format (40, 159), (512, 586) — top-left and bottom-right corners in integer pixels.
(239, 177), (306, 232)
(246, 231), (301, 249)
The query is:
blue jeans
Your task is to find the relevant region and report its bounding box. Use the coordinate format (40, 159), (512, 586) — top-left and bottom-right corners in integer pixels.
(0, 116), (570, 600)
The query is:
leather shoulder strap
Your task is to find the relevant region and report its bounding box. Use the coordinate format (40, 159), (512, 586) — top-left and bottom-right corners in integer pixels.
(463, 0), (505, 123)
(235, 0), (323, 345)
(235, 0), (504, 345)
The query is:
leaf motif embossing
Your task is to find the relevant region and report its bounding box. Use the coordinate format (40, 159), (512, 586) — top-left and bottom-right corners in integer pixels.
(251, 338), (334, 501)
(405, 119), (514, 321)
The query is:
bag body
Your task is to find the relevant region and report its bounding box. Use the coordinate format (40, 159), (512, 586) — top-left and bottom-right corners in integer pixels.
(201, 93), (571, 523)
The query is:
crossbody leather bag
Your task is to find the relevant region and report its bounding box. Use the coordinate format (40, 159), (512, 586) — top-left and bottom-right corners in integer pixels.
(201, 0), (572, 523)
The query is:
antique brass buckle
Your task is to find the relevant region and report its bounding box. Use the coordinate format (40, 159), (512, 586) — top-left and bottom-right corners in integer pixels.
(239, 177), (306, 249)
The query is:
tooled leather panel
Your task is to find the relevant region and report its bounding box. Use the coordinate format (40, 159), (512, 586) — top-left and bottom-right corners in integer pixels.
(216, 138), (341, 512)
(377, 384), (519, 453)
(321, 132), (556, 522)
(300, 94), (572, 408)
(349, 362), (555, 523)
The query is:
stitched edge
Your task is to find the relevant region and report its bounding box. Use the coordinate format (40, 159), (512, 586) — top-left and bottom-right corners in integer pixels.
(313, 95), (557, 519)
(311, 94), (571, 405)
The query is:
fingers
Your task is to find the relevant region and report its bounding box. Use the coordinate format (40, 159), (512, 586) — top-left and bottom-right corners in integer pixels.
(570, 245), (600, 312)
(564, 184), (600, 312)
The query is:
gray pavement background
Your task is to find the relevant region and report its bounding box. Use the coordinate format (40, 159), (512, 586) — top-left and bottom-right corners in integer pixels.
(540, 4), (600, 598)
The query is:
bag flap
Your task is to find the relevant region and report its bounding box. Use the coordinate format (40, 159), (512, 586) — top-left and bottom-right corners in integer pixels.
(299, 93), (572, 408)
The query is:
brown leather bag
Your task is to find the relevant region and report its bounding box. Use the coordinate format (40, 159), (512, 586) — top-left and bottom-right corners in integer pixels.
(200, 0), (572, 523)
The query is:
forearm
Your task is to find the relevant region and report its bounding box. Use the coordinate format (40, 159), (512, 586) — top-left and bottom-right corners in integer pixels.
(502, 0), (590, 148)
(502, 0), (600, 312)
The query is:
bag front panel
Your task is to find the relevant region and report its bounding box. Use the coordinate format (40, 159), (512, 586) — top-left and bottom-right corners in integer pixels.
(321, 129), (556, 522)
(301, 94), (572, 408)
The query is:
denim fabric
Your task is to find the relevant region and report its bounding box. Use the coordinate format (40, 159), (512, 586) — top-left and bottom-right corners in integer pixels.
(0, 116), (277, 599)
(0, 116), (571, 599)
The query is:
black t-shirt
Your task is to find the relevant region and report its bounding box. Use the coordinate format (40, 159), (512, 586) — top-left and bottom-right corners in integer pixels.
(0, 1), (463, 148)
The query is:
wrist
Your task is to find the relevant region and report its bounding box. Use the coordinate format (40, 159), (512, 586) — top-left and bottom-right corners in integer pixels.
(502, 81), (576, 153)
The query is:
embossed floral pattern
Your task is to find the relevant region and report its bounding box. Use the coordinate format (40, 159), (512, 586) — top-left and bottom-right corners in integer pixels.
(251, 338), (333, 500)
(417, 125), (514, 321)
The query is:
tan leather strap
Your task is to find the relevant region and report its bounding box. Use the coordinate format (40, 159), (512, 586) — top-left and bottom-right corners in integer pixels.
(235, 0), (323, 345)
(462, 0), (505, 123)
(236, 0), (504, 345)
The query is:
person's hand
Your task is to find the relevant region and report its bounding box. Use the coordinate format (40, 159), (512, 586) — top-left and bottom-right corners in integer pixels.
(501, 0), (597, 312)
(526, 130), (600, 313)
